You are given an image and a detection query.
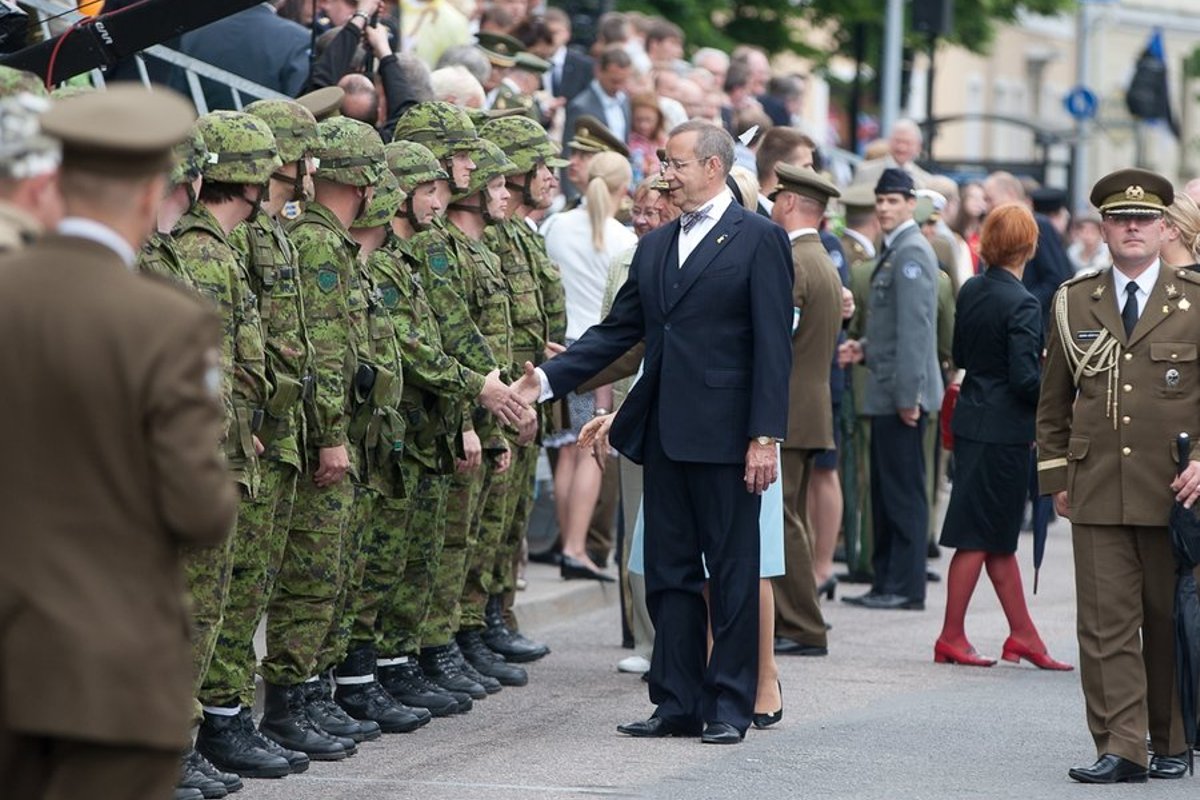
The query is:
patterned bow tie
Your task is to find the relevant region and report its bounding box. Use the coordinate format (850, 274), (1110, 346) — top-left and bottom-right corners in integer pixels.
(679, 203), (713, 234)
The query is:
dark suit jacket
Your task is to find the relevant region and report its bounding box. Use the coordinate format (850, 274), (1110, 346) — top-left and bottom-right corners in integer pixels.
(179, 4), (311, 111)
(562, 82), (631, 151)
(555, 48), (594, 102)
(1022, 214), (1073, 324)
(952, 267), (1042, 444)
(542, 201), (794, 465)
(0, 235), (236, 748)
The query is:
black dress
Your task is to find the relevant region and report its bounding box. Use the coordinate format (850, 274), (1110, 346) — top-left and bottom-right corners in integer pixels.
(939, 268), (1043, 553)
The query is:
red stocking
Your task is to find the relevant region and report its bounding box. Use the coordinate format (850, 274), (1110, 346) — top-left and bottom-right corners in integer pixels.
(938, 550), (987, 648)
(985, 553), (1042, 649)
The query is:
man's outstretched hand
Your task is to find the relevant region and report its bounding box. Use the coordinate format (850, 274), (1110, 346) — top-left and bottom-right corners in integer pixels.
(478, 369), (528, 427)
(510, 361), (543, 406)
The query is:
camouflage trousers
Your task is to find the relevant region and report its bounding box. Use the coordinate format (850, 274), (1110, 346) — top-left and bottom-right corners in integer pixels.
(459, 451), (522, 631)
(181, 493), (238, 723)
(260, 469), (354, 686)
(199, 460), (297, 708)
(497, 443), (538, 627)
(376, 458), (449, 658)
(347, 484), (412, 653)
(421, 463), (488, 645)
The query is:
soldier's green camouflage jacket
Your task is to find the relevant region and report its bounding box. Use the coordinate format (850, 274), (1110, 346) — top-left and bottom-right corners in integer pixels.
(483, 219), (549, 375)
(175, 203), (272, 493)
(230, 209), (312, 472)
(138, 231), (194, 290)
(513, 217), (566, 345)
(354, 245), (406, 493)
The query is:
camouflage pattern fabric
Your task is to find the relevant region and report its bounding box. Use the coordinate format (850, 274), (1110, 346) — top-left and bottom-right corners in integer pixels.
(314, 482), (380, 675)
(0, 65), (47, 97)
(196, 110), (281, 185)
(138, 231), (194, 290)
(181, 515), (236, 700)
(199, 460), (298, 707)
(420, 465), (488, 647)
(348, 489), (412, 653)
(391, 101), (477, 163)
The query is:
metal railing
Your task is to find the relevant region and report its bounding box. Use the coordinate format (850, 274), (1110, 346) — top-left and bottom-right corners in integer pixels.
(21, 0), (287, 112)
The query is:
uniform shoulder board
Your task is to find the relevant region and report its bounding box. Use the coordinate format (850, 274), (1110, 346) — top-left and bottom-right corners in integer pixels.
(1062, 267), (1107, 286)
(1173, 267), (1200, 285)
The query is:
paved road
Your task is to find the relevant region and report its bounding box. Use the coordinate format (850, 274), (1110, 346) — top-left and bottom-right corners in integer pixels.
(236, 515), (1195, 800)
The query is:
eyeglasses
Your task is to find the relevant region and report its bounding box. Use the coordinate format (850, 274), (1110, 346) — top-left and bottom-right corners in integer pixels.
(661, 157), (705, 173)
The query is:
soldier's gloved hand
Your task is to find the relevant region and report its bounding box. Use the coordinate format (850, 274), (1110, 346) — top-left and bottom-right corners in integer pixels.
(479, 368), (528, 426)
(457, 429), (482, 473)
(314, 444), (350, 488)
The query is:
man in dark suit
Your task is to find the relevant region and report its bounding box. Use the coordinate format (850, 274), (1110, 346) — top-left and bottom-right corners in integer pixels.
(533, 8), (594, 103)
(561, 45), (632, 158)
(842, 168), (943, 611)
(514, 121), (794, 743)
(0, 87), (237, 800)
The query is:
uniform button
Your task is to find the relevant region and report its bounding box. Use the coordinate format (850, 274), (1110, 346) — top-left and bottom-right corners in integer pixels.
(1122, 446), (1132, 456)
(1172, 353), (1178, 360)
(672, 282), (680, 289)
(1122, 415), (1131, 425)
(1123, 383), (1133, 392)
(664, 323), (672, 331)
(1124, 352), (1133, 361)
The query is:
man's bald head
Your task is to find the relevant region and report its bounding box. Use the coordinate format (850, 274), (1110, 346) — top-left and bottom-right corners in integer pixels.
(338, 74), (379, 125)
(984, 170), (1027, 213)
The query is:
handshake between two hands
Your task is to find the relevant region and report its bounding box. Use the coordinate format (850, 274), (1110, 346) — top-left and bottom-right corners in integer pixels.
(477, 343), (567, 447)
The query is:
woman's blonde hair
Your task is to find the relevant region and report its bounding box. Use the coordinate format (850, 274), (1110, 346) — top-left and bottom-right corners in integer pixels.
(728, 165), (759, 210)
(585, 151), (632, 252)
(1165, 192), (1200, 262)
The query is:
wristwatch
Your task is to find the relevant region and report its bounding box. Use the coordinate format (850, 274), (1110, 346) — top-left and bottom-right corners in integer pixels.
(754, 436), (775, 446)
(350, 10), (370, 26)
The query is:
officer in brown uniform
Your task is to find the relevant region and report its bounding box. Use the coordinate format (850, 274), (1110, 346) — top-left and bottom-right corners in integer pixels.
(0, 86), (237, 800)
(767, 165), (845, 656)
(1038, 168), (1200, 784)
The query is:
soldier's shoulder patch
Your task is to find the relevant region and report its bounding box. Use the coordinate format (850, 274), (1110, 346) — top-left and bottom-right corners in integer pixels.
(901, 262), (922, 280)
(428, 243), (450, 275)
(316, 268), (339, 293)
(379, 281), (400, 309)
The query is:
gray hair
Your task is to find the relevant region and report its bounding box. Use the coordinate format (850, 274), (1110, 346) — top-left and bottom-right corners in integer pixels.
(436, 44), (492, 87)
(391, 54), (434, 104)
(669, 119), (734, 176)
(430, 65), (485, 108)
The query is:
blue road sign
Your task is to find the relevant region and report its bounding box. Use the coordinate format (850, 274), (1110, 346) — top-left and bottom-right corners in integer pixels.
(1064, 86), (1099, 120)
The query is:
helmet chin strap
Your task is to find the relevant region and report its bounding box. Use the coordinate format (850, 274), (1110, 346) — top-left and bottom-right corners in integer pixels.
(507, 169), (536, 208)
(353, 186), (370, 223)
(402, 197), (423, 231)
(274, 162), (306, 220)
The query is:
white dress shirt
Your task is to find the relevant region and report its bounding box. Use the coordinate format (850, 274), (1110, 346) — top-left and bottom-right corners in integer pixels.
(545, 46), (567, 95)
(787, 227), (819, 243)
(591, 79), (628, 143)
(58, 216), (136, 269)
(678, 188), (734, 265)
(1112, 259), (1160, 319)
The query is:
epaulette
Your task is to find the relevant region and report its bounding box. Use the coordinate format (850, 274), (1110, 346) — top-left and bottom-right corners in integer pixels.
(1170, 266), (1200, 285)
(1062, 266), (1107, 286)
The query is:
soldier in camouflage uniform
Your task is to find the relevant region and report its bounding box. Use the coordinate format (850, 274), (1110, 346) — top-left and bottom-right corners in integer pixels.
(194, 99), (324, 780)
(138, 127), (204, 288)
(0, 91), (59, 252)
(171, 110), (281, 796)
(0, 65), (47, 98)
(257, 116), (386, 760)
(466, 117), (565, 670)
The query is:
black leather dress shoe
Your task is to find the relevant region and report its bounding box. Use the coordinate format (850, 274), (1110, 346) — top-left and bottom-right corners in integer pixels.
(701, 721), (744, 745)
(773, 637), (827, 656)
(617, 717), (697, 738)
(1149, 753), (1189, 779)
(1068, 754), (1148, 784)
(561, 555), (616, 582)
(845, 593), (924, 610)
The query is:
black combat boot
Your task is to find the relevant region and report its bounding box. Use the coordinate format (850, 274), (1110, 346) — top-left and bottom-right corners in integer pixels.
(335, 645), (430, 733)
(482, 595), (549, 663)
(301, 677), (378, 743)
(457, 629), (529, 687)
(177, 748), (229, 799)
(447, 639), (502, 694)
(258, 682), (351, 761)
(186, 746), (244, 794)
(196, 710), (291, 779)
(378, 657), (470, 716)
(418, 644), (487, 700)
(236, 709), (308, 774)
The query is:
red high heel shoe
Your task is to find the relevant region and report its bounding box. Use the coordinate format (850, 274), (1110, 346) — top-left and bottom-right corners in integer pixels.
(1000, 637), (1074, 671)
(933, 639), (996, 667)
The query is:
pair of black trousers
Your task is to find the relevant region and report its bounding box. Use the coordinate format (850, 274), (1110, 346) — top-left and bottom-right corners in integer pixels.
(869, 413), (927, 602)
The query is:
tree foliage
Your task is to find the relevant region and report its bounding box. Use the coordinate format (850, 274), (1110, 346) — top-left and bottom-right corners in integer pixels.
(622, 0), (1077, 60)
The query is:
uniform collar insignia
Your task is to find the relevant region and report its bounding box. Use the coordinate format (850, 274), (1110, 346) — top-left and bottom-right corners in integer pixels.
(1166, 283), (1179, 299)
(1181, 297), (1192, 311)
(1092, 283), (1105, 300)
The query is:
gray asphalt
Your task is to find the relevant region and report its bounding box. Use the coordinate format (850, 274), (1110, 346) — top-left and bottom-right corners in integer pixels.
(235, 515), (1196, 800)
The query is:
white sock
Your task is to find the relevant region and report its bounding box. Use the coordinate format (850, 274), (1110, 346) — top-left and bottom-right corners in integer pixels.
(376, 657), (408, 667)
(334, 674), (374, 685)
(202, 704), (242, 717)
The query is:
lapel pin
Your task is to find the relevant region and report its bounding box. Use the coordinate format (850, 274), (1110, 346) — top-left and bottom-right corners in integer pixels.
(1092, 284), (1105, 300)
(1167, 283), (1179, 299)
(1181, 297), (1192, 311)
(716, 234), (727, 245)
(1163, 304), (1171, 314)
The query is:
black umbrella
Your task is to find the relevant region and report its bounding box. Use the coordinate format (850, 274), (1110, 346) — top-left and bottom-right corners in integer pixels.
(1168, 432), (1200, 774)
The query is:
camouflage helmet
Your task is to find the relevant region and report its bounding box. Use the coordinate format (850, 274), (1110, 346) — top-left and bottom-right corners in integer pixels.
(313, 116), (384, 188)
(0, 66), (46, 98)
(384, 141), (448, 194)
(480, 115), (568, 174)
(453, 138), (518, 201)
(170, 125), (208, 186)
(196, 110), (281, 185)
(354, 169), (407, 229)
(391, 101), (477, 162)
(244, 98), (319, 164)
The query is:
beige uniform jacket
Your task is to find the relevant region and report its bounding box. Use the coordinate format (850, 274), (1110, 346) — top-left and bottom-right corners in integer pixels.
(0, 235), (236, 749)
(784, 232), (844, 450)
(1037, 264), (1200, 526)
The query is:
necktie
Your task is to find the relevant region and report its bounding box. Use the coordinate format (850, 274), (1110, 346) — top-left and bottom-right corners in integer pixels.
(680, 203), (713, 234)
(1122, 281), (1139, 338)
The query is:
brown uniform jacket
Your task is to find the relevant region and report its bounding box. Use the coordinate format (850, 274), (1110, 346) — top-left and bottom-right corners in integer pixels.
(785, 231), (844, 450)
(1036, 264), (1200, 526)
(0, 234), (236, 748)
(0, 200), (41, 252)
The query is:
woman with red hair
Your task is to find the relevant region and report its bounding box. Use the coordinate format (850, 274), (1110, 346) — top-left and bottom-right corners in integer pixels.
(933, 202), (1073, 671)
